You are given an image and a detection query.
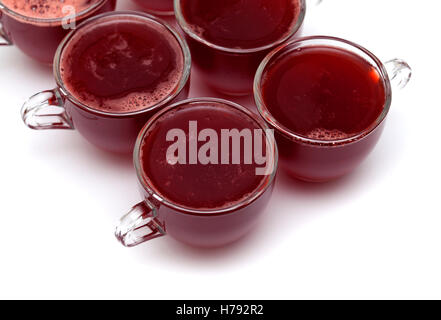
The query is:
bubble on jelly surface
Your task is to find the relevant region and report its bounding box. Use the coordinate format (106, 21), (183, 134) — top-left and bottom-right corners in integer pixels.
(306, 128), (351, 141)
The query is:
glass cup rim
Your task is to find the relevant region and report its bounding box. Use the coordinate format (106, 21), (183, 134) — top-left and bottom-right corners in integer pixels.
(0, 0), (109, 24)
(53, 11), (192, 118)
(133, 97), (279, 217)
(254, 35), (393, 146)
(174, 0), (306, 54)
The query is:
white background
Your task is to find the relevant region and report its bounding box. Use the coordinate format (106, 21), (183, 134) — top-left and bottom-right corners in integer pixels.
(0, 0), (440, 299)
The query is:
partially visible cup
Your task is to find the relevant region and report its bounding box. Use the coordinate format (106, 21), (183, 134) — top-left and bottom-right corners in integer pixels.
(175, 0), (306, 96)
(21, 11), (191, 153)
(254, 36), (412, 182)
(0, 0), (116, 64)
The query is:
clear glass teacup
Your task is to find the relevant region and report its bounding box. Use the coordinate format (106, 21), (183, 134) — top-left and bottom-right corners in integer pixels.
(21, 11), (191, 153)
(115, 98), (278, 248)
(254, 36), (412, 182)
(174, 0), (307, 96)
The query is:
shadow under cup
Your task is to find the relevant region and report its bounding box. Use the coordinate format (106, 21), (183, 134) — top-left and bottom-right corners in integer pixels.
(115, 98), (278, 248)
(21, 12), (191, 154)
(0, 0), (116, 64)
(254, 36), (412, 182)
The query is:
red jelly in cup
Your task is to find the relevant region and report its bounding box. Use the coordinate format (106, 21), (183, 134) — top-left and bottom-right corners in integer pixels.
(0, 0), (116, 63)
(255, 36), (412, 182)
(21, 11), (191, 153)
(115, 98), (278, 248)
(175, 0), (305, 95)
(60, 13), (184, 115)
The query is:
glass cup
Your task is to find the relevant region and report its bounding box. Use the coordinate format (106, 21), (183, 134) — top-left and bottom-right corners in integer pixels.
(115, 98), (278, 248)
(21, 11), (191, 153)
(0, 0), (116, 64)
(132, 0), (174, 16)
(174, 0), (306, 96)
(254, 36), (412, 182)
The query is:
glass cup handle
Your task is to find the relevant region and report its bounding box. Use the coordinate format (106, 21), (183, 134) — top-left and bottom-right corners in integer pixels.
(384, 59), (412, 89)
(0, 13), (12, 45)
(21, 89), (74, 130)
(115, 200), (166, 247)
(309, 0), (323, 7)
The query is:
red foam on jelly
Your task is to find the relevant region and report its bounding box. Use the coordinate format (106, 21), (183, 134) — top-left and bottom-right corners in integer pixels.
(60, 15), (184, 113)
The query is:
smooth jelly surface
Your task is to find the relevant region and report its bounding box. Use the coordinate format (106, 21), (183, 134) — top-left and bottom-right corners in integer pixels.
(60, 16), (184, 113)
(2, 0), (100, 19)
(261, 46), (386, 140)
(140, 104), (267, 210)
(180, 0), (301, 49)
